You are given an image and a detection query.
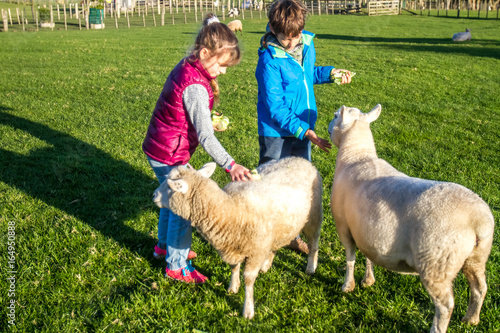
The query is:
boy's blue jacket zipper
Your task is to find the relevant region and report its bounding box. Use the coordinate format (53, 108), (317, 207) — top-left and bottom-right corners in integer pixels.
(255, 30), (334, 139)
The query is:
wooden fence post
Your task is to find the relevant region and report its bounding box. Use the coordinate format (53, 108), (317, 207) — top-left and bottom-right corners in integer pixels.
(153, 5), (156, 26)
(63, 3), (67, 30)
(195, 0), (198, 22)
(1, 10), (8, 32)
(50, 5), (54, 31)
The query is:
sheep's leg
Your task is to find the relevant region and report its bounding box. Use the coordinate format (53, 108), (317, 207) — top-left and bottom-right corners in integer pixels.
(260, 251), (275, 273)
(304, 228), (320, 275)
(303, 200), (322, 275)
(461, 258), (488, 325)
(228, 263), (241, 294)
(361, 257), (375, 287)
(242, 258), (263, 319)
(421, 278), (454, 333)
(339, 232), (356, 292)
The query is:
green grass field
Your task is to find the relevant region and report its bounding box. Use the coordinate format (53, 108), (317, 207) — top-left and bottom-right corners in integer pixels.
(1, 13), (499, 332)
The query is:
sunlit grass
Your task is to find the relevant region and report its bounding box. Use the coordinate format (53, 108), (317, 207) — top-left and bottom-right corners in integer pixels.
(0, 13), (499, 332)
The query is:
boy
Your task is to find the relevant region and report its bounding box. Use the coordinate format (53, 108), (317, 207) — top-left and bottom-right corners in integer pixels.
(255, 0), (352, 254)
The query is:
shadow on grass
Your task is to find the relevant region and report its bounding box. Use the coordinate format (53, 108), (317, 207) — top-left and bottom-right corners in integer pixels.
(316, 34), (500, 59)
(0, 108), (157, 259)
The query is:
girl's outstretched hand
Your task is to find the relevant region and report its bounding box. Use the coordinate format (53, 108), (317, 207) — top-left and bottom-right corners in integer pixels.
(305, 129), (332, 153)
(230, 164), (253, 182)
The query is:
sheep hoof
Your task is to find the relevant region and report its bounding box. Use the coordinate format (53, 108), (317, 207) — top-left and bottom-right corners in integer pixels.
(228, 286), (239, 294)
(305, 267), (316, 275)
(361, 277), (375, 287)
(461, 316), (480, 325)
(243, 309), (254, 319)
(342, 282), (355, 293)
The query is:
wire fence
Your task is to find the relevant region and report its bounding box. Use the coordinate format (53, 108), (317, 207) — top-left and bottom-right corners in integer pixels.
(0, 0), (498, 32)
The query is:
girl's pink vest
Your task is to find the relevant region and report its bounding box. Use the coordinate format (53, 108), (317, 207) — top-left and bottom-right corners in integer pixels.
(143, 57), (215, 166)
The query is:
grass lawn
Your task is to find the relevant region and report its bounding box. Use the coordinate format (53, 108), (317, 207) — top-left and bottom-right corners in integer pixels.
(1, 12), (499, 332)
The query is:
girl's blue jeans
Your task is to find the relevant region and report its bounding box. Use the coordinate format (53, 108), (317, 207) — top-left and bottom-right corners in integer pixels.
(148, 156), (191, 270)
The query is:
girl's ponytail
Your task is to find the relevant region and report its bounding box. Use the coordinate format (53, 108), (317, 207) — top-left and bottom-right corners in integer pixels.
(209, 78), (220, 105)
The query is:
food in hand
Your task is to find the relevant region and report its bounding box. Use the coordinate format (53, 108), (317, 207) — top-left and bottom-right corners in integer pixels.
(212, 111), (230, 131)
(250, 169), (261, 180)
(332, 70), (356, 85)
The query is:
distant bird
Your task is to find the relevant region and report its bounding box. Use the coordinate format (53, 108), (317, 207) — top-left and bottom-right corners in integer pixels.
(452, 28), (471, 41)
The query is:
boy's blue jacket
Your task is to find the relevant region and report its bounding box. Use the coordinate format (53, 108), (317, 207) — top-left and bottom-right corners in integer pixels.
(255, 30), (334, 139)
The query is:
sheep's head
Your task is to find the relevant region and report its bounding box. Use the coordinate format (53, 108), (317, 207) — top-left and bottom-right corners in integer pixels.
(152, 162), (217, 216)
(328, 104), (382, 147)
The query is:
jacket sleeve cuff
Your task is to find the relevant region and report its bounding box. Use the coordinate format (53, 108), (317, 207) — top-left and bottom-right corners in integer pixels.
(294, 124), (310, 139)
(225, 160), (236, 173)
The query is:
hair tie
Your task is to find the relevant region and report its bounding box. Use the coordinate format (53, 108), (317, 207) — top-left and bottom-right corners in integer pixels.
(206, 16), (220, 25)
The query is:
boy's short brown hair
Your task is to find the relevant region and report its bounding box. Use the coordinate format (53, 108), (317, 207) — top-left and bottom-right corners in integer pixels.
(268, 0), (308, 37)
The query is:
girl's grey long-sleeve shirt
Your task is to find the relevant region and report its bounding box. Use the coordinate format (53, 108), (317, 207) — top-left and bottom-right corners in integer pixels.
(183, 84), (234, 170)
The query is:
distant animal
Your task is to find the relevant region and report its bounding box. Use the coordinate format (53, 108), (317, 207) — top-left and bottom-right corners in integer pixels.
(452, 28), (471, 41)
(228, 8), (240, 17)
(227, 19), (242, 36)
(153, 157), (323, 319)
(328, 104), (495, 333)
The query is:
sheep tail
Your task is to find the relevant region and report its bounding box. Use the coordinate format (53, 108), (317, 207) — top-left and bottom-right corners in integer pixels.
(473, 207), (495, 244)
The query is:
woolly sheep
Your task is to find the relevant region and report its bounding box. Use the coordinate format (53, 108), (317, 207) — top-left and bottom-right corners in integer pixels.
(228, 8), (240, 17)
(153, 157), (323, 319)
(328, 104), (494, 333)
(227, 19), (242, 36)
(452, 28), (471, 41)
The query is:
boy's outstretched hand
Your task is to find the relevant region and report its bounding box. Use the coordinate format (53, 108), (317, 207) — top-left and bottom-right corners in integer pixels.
(331, 69), (353, 85)
(305, 129), (332, 153)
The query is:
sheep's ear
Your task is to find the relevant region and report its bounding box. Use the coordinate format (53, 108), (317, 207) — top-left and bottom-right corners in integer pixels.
(167, 179), (189, 194)
(366, 104), (382, 123)
(198, 162), (216, 178)
(340, 105), (352, 127)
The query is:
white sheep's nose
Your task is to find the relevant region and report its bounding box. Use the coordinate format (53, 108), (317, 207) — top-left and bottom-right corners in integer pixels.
(152, 190), (161, 203)
(328, 120), (334, 135)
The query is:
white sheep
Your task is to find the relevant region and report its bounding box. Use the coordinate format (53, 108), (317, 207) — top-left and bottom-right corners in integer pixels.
(153, 156), (323, 319)
(328, 104), (495, 333)
(227, 19), (242, 36)
(452, 28), (471, 41)
(228, 7), (240, 17)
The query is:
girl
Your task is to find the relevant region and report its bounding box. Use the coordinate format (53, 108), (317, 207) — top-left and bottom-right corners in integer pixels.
(143, 14), (253, 284)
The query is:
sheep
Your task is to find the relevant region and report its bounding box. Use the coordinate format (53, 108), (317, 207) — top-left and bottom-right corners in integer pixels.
(327, 104), (495, 333)
(153, 156), (323, 319)
(452, 28), (471, 41)
(228, 8), (240, 17)
(227, 19), (242, 36)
